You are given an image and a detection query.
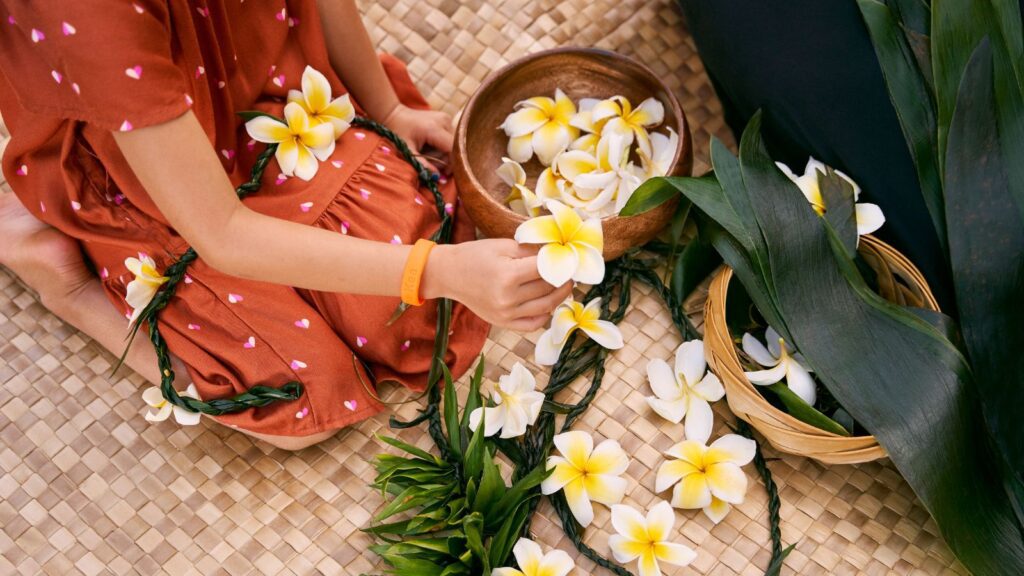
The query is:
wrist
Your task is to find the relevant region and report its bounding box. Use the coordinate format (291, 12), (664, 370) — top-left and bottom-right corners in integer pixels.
(420, 243), (454, 300)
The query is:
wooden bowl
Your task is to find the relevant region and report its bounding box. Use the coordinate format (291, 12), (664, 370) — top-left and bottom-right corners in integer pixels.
(703, 235), (940, 465)
(453, 47), (692, 260)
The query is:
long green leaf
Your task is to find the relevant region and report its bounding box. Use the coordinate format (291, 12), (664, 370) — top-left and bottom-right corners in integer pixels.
(441, 364), (461, 460)
(671, 234), (722, 305)
(762, 383), (850, 436)
(943, 38), (1024, 515)
(618, 177), (678, 215)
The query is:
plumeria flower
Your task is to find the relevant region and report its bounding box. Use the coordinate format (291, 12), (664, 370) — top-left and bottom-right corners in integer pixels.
(638, 128), (678, 178)
(287, 65), (355, 138)
(142, 384), (202, 426)
(555, 133), (643, 215)
(568, 97), (608, 152)
(492, 538), (574, 576)
(246, 102), (335, 181)
(742, 326), (817, 405)
(500, 88), (579, 165)
(656, 434), (756, 524)
(124, 254), (169, 327)
(646, 340), (725, 443)
(590, 95), (664, 156)
(776, 157), (885, 239)
(535, 297), (623, 366)
(609, 501), (697, 576)
(498, 157), (544, 217)
(467, 362), (545, 439)
(541, 431), (629, 527)
(514, 200), (604, 287)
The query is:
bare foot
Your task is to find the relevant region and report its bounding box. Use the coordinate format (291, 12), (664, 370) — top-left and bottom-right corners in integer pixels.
(0, 192), (94, 305)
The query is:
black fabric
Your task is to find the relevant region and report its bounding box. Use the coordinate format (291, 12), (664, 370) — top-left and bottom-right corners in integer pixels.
(676, 0), (955, 309)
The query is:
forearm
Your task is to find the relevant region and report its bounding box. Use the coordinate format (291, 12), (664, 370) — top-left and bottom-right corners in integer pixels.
(315, 0), (400, 121)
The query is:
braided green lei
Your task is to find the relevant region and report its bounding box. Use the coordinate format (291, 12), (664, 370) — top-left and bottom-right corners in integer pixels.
(118, 116), (453, 416)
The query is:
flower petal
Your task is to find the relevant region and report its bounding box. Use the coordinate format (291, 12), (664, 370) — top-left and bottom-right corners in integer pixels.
(535, 328), (567, 366)
(554, 430), (593, 470)
(300, 66), (331, 112)
(276, 137), (300, 177)
(552, 88), (577, 124)
(609, 535), (648, 563)
(563, 478), (594, 527)
(507, 134), (534, 163)
(497, 157), (527, 187)
(541, 456), (580, 494)
(323, 94), (355, 123)
(124, 279), (159, 316)
(655, 458), (700, 493)
(502, 107), (549, 137)
(683, 396), (714, 445)
(654, 542), (697, 567)
(292, 143), (319, 181)
(671, 472), (712, 509)
(142, 386), (165, 408)
(579, 319), (623, 350)
(703, 497), (731, 524)
(492, 569), (526, 576)
(572, 217), (604, 251)
(637, 549), (661, 576)
(299, 121), (336, 151)
(855, 202), (885, 236)
(556, 150), (600, 180)
(283, 102), (310, 134)
(705, 462), (748, 504)
(647, 396), (687, 424)
(743, 362), (787, 385)
(590, 97), (622, 124)
(675, 340), (707, 388)
(512, 538), (544, 575)
(584, 473), (627, 505)
(173, 405), (202, 426)
(549, 301), (579, 348)
(706, 434), (756, 467)
(645, 500), (676, 542)
(785, 359), (817, 406)
(144, 403), (172, 422)
(537, 243), (577, 287)
(514, 215), (563, 245)
(610, 504), (648, 543)
(570, 243), (605, 284)
(539, 549), (575, 576)
(630, 97), (664, 127)
(245, 115), (291, 143)
(665, 439), (705, 464)
(588, 439), (629, 476)
(765, 326), (783, 358)
(647, 358), (681, 401)
(500, 405), (529, 438)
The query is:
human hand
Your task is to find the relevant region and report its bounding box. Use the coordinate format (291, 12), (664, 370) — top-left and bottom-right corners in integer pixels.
(422, 239), (573, 331)
(382, 104), (454, 175)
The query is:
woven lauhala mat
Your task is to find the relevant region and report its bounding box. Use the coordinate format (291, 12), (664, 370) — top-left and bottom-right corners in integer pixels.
(0, 1), (965, 574)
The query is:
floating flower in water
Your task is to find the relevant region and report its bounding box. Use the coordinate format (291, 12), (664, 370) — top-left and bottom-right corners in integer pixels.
(142, 384), (201, 426)
(638, 127), (678, 178)
(555, 133), (643, 216)
(535, 296), (623, 366)
(776, 157), (885, 239)
(492, 538), (575, 576)
(500, 88), (579, 165)
(541, 431), (628, 527)
(588, 95), (664, 156)
(467, 362), (545, 439)
(646, 339), (725, 443)
(287, 66), (355, 138)
(656, 434), (755, 524)
(497, 157), (544, 217)
(514, 200), (604, 287)
(609, 501), (697, 576)
(124, 254), (169, 327)
(742, 326), (817, 405)
(246, 102), (335, 181)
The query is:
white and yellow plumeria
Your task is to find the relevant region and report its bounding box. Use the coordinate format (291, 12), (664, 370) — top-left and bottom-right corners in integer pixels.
(514, 200), (605, 287)
(555, 133), (644, 216)
(637, 127), (678, 179)
(656, 434), (755, 524)
(467, 362), (545, 439)
(742, 326), (817, 406)
(142, 384), (201, 426)
(646, 340), (725, 443)
(288, 65), (355, 139)
(776, 158), (885, 239)
(535, 296), (623, 366)
(588, 95), (664, 157)
(498, 158), (545, 217)
(541, 431), (629, 527)
(492, 538), (575, 576)
(124, 254), (169, 327)
(246, 102), (336, 181)
(609, 501), (697, 576)
(500, 88), (579, 165)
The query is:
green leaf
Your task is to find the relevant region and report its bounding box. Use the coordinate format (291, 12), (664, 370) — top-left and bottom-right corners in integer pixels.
(235, 110), (280, 122)
(441, 364), (461, 460)
(462, 513), (489, 574)
(489, 464), (550, 529)
(471, 451), (504, 514)
(815, 167), (858, 259)
(463, 406), (488, 482)
(489, 499), (532, 567)
(858, 0), (947, 249)
(943, 38), (1024, 515)
(761, 383), (850, 436)
(671, 235), (722, 305)
(618, 177), (678, 216)
(377, 434), (439, 463)
(461, 356), (485, 455)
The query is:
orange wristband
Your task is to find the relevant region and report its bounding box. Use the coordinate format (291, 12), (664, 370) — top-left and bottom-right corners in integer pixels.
(400, 239), (437, 306)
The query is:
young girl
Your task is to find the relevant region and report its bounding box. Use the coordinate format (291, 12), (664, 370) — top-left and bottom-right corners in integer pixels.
(0, 0), (572, 450)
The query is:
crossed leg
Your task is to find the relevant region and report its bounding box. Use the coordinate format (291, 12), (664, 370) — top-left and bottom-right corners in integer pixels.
(0, 192), (335, 450)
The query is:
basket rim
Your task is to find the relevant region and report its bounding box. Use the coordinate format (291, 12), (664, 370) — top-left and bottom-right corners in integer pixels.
(453, 46), (691, 226)
(704, 234), (940, 458)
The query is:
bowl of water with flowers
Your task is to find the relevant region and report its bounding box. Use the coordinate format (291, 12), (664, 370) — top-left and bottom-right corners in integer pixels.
(453, 47), (692, 260)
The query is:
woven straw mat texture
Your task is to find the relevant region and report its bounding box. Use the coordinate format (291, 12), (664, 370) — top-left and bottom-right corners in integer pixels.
(0, 1), (965, 575)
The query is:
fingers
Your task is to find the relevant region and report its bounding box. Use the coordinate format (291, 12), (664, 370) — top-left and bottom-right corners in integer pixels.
(504, 314), (551, 332)
(515, 281), (573, 318)
(517, 278), (564, 302)
(426, 122), (454, 153)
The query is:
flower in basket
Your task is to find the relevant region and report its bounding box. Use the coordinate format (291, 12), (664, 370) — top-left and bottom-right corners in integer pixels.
(467, 362), (545, 439)
(609, 500), (697, 576)
(514, 200), (604, 287)
(142, 384), (201, 426)
(535, 296), (623, 366)
(541, 430), (629, 527)
(554, 132), (644, 216)
(287, 65), (355, 138)
(500, 88), (579, 165)
(637, 127), (678, 178)
(655, 434), (755, 524)
(586, 95), (664, 156)
(245, 102), (336, 181)
(492, 538), (575, 576)
(776, 157), (885, 239)
(498, 157), (545, 217)
(742, 326), (817, 406)
(646, 339), (725, 442)
(124, 254), (169, 327)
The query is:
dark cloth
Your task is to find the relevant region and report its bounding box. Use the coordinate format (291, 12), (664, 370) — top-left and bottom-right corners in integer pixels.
(676, 0), (955, 309)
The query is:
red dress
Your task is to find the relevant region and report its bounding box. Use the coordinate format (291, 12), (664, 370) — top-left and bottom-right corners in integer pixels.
(0, 0), (489, 436)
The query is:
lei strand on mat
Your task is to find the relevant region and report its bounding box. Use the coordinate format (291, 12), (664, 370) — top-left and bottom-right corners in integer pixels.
(120, 116), (454, 418)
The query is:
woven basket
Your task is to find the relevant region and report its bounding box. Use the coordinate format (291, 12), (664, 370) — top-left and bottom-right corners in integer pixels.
(703, 235), (940, 465)
(453, 47), (693, 260)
